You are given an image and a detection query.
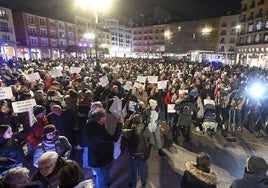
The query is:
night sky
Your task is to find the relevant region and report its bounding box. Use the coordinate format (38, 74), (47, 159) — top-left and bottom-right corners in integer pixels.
(0, 0), (242, 22)
(113, 0), (241, 21)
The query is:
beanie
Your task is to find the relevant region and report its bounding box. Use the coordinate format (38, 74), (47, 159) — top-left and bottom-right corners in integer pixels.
(43, 124), (57, 135)
(149, 99), (157, 107)
(0, 124), (10, 136)
(33, 105), (46, 116)
(247, 155), (268, 174)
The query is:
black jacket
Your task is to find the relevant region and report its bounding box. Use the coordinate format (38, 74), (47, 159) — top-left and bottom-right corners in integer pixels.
(181, 161), (217, 188)
(0, 136), (25, 165)
(230, 170), (268, 188)
(85, 120), (122, 168)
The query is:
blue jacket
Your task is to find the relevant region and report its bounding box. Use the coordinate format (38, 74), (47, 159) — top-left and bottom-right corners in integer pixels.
(230, 172), (268, 188)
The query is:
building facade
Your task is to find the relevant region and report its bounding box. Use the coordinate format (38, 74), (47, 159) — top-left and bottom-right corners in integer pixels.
(12, 11), (77, 60)
(237, 0), (268, 67)
(0, 6), (17, 61)
(218, 14), (240, 64)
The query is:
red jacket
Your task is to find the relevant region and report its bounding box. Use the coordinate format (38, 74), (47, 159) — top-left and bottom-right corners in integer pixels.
(26, 116), (49, 148)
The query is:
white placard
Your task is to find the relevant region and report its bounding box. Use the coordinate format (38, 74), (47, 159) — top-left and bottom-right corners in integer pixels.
(157, 80), (168, 90)
(99, 75), (109, 87)
(28, 109), (37, 127)
(133, 82), (144, 89)
(204, 99), (215, 106)
(70, 67), (81, 74)
(123, 81), (133, 91)
(147, 76), (158, 83)
(167, 104), (176, 113)
(0, 87), (13, 100)
(179, 90), (189, 94)
(136, 75), (147, 83)
(49, 69), (63, 78)
(12, 99), (36, 113)
(25, 72), (41, 81)
(204, 67), (211, 72)
(109, 96), (122, 119)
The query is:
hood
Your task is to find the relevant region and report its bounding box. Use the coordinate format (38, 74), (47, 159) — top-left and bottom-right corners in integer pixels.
(185, 161), (218, 185)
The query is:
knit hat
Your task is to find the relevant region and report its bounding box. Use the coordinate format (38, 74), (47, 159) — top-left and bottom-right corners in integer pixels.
(247, 155), (268, 174)
(33, 105), (46, 116)
(43, 124), (57, 135)
(0, 124), (10, 136)
(77, 105), (90, 117)
(149, 99), (157, 107)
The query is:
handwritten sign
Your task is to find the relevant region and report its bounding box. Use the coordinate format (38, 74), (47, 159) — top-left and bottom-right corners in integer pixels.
(0, 87), (13, 100)
(179, 90), (189, 94)
(99, 75), (109, 87)
(48, 69), (63, 78)
(12, 99), (36, 113)
(70, 67), (81, 74)
(147, 76), (158, 83)
(25, 72), (41, 81)
(109, 96), (122, 119)
(167, 104), (176, 113)
(136, 75), (147, 83)
(157, 80), (168, 90)
(123, 81), (133, 91)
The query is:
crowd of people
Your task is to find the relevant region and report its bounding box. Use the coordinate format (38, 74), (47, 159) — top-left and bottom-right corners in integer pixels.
(0, 57), (268, 187)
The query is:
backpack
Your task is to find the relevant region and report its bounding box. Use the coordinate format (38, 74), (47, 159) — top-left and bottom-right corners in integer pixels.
(181, 103), (192, 116)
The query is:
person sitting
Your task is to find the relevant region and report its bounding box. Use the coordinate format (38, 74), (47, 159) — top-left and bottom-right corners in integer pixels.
(32, 151), (69, 188)
(230, 155), (268, 188)
(181, 152), (218, 188)
(58, 160), (93, 188)
(0, 166), (31, 188)
(33, 124), (72, 168)
(0, 124), (25, 173)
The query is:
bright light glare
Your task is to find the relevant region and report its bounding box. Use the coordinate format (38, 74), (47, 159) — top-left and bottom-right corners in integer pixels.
(248, 82), (265, 99)
(84, 33), (95, 39)
(77, 0), (111, 11)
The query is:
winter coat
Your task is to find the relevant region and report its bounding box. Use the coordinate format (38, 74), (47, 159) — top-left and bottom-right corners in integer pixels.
(33, 135), (72, 167)
(0, 136), (25, 165)
(175, 97), (197, 127)
(181, 161), (217, 188)
(127, 123), (151, 161)
(85, 120), (122, 168)
(26, 116), (49, 148)
(32, 156), (68, 188)
(230, 171), (268, 188)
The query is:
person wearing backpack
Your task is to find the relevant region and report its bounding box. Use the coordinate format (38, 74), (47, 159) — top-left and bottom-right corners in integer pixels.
(176, 94), (197, 142)
(127, 114), (152, 188)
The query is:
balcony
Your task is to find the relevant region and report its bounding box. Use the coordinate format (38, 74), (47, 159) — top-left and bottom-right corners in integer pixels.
(0, 14), (8, 20)
(0, 27), (13, 33)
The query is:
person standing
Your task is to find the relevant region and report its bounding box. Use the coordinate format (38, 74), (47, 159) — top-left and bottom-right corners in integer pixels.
(143, 99), (165, 156)
(181, 152), (218, 188)
(230, 155), (268, 188)
(175, 94), (197, 142)
(127, 114), (151, 188)
(85, 108), (122, 188)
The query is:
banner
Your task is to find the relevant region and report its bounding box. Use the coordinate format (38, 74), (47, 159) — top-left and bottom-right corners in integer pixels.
(12, 99), (36, 113)
(0, 87), (13, 100)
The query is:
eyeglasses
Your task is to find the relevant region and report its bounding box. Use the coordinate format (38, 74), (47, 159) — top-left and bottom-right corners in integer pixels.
(38, 162), (55, 171)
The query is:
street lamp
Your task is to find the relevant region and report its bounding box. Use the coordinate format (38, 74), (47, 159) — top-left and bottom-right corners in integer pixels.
(76, 0), (111, 70)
